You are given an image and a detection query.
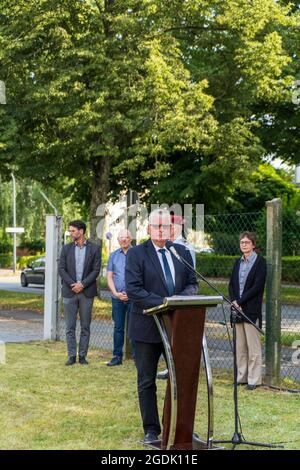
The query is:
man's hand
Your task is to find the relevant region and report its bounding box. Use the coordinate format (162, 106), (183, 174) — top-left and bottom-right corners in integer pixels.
(71, 282), (84, 294)
(117, 291), (129, 302)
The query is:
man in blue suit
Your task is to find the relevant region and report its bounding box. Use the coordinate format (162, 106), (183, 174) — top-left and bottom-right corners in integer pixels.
(125, 209), (198, 443)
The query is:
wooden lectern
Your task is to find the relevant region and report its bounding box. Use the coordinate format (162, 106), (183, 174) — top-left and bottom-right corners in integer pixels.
(144, 295), (223, 450)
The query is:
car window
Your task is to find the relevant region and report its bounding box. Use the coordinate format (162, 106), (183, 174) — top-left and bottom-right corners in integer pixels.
(31, 261), (40, 269)
(33, 259), (44, 269)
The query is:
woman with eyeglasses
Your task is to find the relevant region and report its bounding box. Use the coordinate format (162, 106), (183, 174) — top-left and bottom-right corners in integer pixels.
(228, 231), (267, 390)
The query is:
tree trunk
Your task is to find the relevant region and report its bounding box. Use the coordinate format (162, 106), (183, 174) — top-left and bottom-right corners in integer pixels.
(89, 156), (111, 245)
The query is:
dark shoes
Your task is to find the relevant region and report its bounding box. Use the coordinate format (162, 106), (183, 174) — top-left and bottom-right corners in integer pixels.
(65, 356), (89, 365)
(79, 356), (89, 365)
(245, 384), (261, 391)
(143, 432), (159, 443)
(234, 383), (261, 390)
(65, 356), (76, 366)
(107, 356), (122, 367)
(157, 369), (169, 380)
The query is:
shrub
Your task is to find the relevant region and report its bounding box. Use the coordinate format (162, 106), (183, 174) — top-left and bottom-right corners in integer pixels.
(18, 239), (45, 254)
(196, 254), (300, 283)
(0, 254), (45, 269)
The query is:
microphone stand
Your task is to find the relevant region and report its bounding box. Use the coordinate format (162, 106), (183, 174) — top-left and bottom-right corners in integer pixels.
(166, 242), (283, 450)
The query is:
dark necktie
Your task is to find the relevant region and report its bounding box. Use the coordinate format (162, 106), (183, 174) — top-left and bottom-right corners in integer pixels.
(158, 248), (175, 296)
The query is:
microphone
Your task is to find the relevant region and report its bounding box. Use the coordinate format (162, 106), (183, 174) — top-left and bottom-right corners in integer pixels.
(165, 240), (263, 334)
(165, 240), (181, 261)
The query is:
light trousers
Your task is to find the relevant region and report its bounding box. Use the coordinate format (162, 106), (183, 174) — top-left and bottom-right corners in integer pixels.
(236, 321), (262, 386)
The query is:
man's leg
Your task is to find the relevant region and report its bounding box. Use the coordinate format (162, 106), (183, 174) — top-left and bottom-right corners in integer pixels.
(78, 293), (94, 359)
(236, 323), (249, 384)
(244, 321), (262, 386)
(126, 301), (136, 359)
(111, 297), (127, 360)
(134, 341), (164, 436)
(64, 296), (79, 360)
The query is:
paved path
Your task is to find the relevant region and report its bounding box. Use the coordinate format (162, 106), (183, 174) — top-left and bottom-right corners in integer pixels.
(0, 306), (298, 382)
(0, 271), (44, 295)
(0, 310), (43, 343)
(0, 273), (299, 327)
(0, 270), (298, 381)
(0, 272), (110, 297)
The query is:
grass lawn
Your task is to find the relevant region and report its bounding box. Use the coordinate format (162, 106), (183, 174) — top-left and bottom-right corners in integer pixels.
(0, 290), (44, 312)
(0, 342), (299, 450)
(1, 288), (299, 346)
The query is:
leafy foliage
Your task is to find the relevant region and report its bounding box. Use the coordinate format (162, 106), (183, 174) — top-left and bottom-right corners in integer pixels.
(0, 1), (299, 231)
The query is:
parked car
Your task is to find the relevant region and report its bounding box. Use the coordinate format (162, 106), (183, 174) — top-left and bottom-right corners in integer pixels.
(20, 257), (45, 287)
(199, 247), (215, 254)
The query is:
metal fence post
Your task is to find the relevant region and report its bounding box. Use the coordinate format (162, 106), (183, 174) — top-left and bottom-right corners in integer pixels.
(44, 214), (62, 340)
(265, 198), (282, 385)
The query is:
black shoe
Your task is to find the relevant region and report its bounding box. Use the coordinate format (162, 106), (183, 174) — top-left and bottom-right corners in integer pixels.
(65, 356), (76, 366)
(79, 356), (89, 365)
(236, 382), (247, 386)
(157, 369), (169, 380)
(107, 356), (122, 367)
(143, 432), (159, 443)
(245, 384), (261, 390)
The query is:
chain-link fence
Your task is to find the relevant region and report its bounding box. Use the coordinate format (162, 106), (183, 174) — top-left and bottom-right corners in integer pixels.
(57, 290), (115, 352)
(278, 214), (300, 383)
(201, 211), (300, 385)
(56, 209), (300, 385)
(201, 212), (261, 373)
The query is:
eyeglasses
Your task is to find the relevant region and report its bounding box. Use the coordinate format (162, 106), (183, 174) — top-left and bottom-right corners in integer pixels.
(240, 240), (252, 245)
(150, 224), (171, 230)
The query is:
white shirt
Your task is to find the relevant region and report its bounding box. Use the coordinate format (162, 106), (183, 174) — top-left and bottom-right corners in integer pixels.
(152, 241), (176, 284)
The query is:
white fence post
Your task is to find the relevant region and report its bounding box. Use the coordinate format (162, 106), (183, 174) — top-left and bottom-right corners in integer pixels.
(44, 215), (62, 340)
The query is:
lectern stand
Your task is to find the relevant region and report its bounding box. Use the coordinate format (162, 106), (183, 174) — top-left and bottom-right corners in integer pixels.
(144, 295), (223, 451)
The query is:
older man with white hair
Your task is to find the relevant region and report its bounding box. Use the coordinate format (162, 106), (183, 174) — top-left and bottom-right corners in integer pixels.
(125, 209), (198, 443)
(106, 229), (133, 366)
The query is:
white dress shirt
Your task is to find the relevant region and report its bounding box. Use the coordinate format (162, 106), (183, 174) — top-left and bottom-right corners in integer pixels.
(152, 241), (176, 284)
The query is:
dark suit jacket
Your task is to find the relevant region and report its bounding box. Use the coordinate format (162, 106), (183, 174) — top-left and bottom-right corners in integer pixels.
(125, 239), (198, 343)
(228, 254), (267, 328)
(59, 240), (101, 298)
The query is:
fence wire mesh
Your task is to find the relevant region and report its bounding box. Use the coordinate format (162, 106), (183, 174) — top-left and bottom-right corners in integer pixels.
(278, 215), (300, 383)
(57, 290), (114, 352)
(56, 210), (300, 384)
(201, 211), (300, 385)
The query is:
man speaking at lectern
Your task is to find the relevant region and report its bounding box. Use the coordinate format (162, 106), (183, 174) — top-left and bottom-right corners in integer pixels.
(125, 209), (198, 444)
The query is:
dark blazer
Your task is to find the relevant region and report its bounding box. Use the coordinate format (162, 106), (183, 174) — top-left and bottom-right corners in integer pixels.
(59, 240), (101, 298)
(125, 239), (198, 343)
(228, 254), (267, 328)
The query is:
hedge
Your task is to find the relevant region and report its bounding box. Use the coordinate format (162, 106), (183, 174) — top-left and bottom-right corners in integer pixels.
(0, 252), (299, 284)
(196, 254), (300, 283)
(0, 254), (45, 270)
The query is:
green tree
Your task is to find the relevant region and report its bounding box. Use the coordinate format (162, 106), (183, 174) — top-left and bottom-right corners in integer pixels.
(0, 0), (217, 239)
(0, 178), (84, 252)
(226, 163), (300, 213)
(1, 0), (299, 227)
(112, 0), (298, 210)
